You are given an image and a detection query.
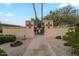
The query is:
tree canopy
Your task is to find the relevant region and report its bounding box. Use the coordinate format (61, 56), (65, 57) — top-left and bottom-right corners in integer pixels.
(44, 5), (79, 27)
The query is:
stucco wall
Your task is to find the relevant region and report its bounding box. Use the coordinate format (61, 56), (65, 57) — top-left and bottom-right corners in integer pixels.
(44, 20), (54, 38)
(3, 27), (34, 39)
(44, 27), (68, 38)
(44, 20), (68, 38)
(2, 20), (69, 39)
(52, 27), (68, 38)
(2, 21), (34, 39)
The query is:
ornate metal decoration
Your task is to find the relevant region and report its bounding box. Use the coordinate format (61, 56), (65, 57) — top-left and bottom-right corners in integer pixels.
(46, 22), (52, 29)
(26, 22), (33, 28)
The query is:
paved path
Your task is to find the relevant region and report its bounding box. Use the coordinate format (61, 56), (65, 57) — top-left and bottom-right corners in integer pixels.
(0, 35), (72, 56)
(47, 38), (72, 56)
(23, 35), (56, 56)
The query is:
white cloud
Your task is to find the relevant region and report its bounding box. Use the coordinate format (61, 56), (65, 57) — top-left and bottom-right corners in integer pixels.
(58, 3), (79, 8)
(58, 3), (69, 8)
(70, 3), (79, 7)
(5, 3), (12, 6)
(5, 13), (13, 17)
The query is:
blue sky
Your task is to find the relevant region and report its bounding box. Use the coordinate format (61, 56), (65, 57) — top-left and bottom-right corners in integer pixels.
(0, 3), (78, 26)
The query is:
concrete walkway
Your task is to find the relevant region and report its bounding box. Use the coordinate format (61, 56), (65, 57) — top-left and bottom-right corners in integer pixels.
(23, 35), (56, 56)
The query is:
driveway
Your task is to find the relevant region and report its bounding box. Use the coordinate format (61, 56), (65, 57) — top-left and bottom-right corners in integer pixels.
(23, 35), (72, 56)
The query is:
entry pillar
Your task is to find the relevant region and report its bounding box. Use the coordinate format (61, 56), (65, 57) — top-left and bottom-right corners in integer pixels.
(43, 20), (53, 38)
(25, 20), (34, 38)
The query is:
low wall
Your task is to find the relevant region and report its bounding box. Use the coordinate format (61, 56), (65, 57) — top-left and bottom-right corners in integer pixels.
(44, 27), (68, 38)
(2, 27), (34, 39)
(2, 26), (69, 39)
(52, 27), (68, 38)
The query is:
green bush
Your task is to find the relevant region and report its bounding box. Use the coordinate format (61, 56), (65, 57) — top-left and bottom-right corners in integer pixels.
(63, 26), (79, 55)
(0, 48), (7, 56)
(0, 35), (16, 44)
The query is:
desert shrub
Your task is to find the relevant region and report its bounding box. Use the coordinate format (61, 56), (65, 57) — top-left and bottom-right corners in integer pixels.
(63, 26), (79, 55)
(0, 48), (7, 56)
(72, 47), (79, 55)
(0, 35), (16, 44)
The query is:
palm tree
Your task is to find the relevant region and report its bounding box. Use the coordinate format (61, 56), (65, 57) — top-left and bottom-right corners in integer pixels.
(32, 3), (38, 20)
(41, 3), (43, 20)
